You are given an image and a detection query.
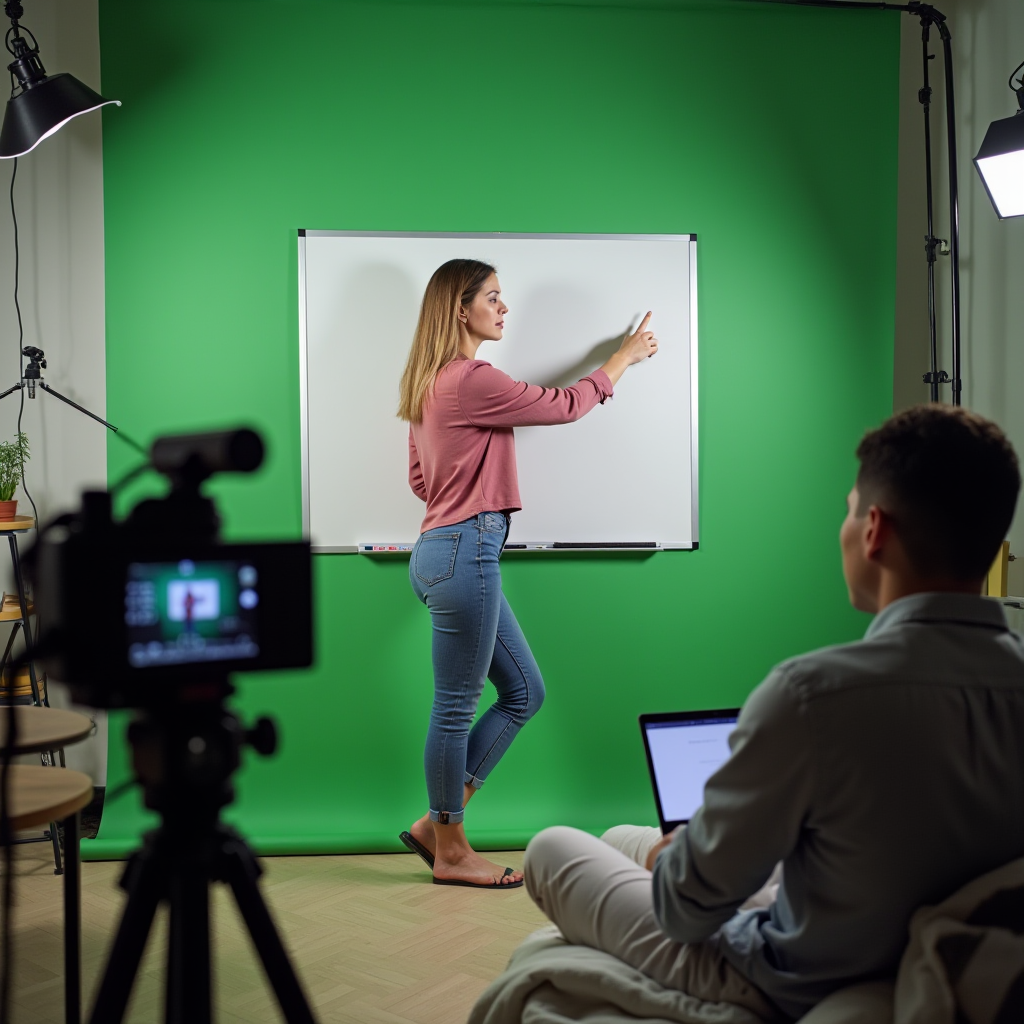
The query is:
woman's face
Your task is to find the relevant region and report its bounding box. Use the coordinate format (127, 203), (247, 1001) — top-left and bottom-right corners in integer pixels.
(460, 274), (507, 342)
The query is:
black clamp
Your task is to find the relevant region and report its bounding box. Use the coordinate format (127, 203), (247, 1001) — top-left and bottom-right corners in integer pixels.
(907, 2), (947, 27)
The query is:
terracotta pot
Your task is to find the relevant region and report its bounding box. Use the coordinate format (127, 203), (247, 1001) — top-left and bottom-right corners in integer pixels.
(0, 500), (17, 520)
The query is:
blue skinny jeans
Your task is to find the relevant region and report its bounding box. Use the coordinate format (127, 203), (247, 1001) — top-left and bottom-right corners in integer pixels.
(409, 511), (545, 824)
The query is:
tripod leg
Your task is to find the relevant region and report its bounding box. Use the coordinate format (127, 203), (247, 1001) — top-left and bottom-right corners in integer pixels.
(89, 850), (165, 1024)
(222, 837), (317, 1024)
(166, 867), (212, 1024)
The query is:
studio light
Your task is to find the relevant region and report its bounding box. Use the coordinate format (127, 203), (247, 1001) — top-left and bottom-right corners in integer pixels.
(0, 0), (119, 159)
(974, 60), (1024, 220)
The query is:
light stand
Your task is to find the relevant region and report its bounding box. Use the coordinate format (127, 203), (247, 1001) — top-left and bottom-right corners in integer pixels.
(740, 0), (964, 404)
(913, 3), (960, 404)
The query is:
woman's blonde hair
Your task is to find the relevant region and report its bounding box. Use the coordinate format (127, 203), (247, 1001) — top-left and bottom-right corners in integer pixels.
(397, 259), (496, 423)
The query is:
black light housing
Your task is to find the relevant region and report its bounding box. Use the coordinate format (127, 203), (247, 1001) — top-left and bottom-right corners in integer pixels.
(0, 0), (119, 159)
(974, 60), (1024, 220)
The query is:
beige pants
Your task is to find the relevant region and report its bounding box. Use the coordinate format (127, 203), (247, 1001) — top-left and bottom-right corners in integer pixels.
(524, 826), (786, 1022)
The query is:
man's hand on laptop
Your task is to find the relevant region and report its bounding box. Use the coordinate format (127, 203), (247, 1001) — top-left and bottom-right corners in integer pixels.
(645, 827), (682, 870)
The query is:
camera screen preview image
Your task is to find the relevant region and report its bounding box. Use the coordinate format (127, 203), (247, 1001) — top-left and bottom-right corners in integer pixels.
(125, 559), (260, 668)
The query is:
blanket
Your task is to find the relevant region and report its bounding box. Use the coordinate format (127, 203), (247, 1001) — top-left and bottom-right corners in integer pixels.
(467, 925), (767, 1024)
(893, 857), (1024, 1024)
(469, 850), (1024, 1024)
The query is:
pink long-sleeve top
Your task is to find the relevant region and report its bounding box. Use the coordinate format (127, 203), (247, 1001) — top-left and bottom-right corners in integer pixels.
(408, 354), (614, 533)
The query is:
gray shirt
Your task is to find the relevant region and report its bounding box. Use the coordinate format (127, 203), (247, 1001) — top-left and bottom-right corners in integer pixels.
(651, 593), (1024, 1019)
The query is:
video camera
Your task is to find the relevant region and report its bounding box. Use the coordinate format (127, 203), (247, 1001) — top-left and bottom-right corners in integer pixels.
(26, 427), (313, 708)
(18, 429), (320, 1021)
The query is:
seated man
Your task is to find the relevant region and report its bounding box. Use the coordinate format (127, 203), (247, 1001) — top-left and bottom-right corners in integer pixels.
(525, 406), (1024, 1021)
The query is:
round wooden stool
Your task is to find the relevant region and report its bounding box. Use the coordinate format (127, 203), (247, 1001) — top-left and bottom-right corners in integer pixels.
(0, 516), (34, 532)
(0, 706), (93, 755)
(3, 765), (93, 831)
(1, 705), (94, 1023)
(0, 705), (92, 869)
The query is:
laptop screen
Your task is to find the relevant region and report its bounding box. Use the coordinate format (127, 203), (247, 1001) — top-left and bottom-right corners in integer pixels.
(640, 710), (740, 829)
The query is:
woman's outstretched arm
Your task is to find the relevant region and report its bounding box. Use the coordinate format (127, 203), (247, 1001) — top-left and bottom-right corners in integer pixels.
(458, 314), (659, 429)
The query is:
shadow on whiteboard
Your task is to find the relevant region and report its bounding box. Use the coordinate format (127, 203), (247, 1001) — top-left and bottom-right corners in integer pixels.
(539, 330), (628, 390)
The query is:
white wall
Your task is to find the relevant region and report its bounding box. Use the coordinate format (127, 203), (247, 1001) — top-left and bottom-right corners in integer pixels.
(0, 0), (108, 782)
(893, 0), (1024, 593)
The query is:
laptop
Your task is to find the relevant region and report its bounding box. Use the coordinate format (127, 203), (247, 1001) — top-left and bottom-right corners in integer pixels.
(639, 708), (740, 832)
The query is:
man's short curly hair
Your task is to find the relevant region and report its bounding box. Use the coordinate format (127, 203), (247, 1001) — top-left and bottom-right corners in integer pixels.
(855, 406), (1020, 581)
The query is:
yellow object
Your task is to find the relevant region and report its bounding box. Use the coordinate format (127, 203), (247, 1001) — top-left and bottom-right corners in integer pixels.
(0, 665), (45, 702)
(0, 592), (33, 621)
(987, 541), (1010, 598)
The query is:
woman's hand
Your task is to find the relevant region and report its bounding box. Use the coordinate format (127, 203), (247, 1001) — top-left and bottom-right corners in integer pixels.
(600, 312), (659, 386)
(645, 825), (681, 871)
(619, 312), (659, 365)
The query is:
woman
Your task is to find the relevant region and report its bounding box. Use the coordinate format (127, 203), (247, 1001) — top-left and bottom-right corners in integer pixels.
(397, 258), (658, 888)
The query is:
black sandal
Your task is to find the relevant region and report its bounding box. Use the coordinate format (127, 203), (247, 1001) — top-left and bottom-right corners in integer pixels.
(399, 830), (435, 869)
(432, 867), (523, 889)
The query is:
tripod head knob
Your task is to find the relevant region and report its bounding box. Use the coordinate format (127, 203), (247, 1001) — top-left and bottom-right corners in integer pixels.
(245, 716), (277, 757)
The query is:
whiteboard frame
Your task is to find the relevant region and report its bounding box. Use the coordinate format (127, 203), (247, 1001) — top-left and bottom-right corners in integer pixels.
(298, 236), (311, 538)
(689, 237), (700, 546)
(297, 230), (700, 552)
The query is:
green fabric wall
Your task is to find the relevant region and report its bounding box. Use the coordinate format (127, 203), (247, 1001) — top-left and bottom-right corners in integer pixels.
(89, 0), (899, 859)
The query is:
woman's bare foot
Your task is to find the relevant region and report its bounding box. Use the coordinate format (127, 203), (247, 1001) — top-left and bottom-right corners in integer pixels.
(432, 816), (523, 886)
(432, 846), (523, 886)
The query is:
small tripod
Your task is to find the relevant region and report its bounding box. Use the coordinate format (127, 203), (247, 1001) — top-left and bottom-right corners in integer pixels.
(88, 692), (317, 1024)
(0, 346), (140, 442)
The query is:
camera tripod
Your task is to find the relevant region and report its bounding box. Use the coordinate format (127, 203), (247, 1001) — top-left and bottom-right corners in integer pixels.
(88, 691), (317, 1024)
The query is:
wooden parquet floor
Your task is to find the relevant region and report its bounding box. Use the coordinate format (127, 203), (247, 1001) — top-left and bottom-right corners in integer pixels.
(4, 842), (548, 1023)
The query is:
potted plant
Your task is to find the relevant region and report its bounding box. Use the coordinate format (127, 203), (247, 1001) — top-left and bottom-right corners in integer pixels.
(0, 432), (29, 520)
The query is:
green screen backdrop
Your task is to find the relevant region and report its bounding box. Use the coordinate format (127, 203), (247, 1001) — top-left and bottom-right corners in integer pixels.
(90, 0), (899, 858)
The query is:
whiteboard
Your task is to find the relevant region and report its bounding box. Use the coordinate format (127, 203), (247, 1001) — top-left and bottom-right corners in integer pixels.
(299, 231), (699, 552)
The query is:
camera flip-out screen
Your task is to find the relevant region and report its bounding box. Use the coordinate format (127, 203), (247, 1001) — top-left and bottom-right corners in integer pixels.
(32, 533), (312, 703)
(126, 559), (262, 668)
